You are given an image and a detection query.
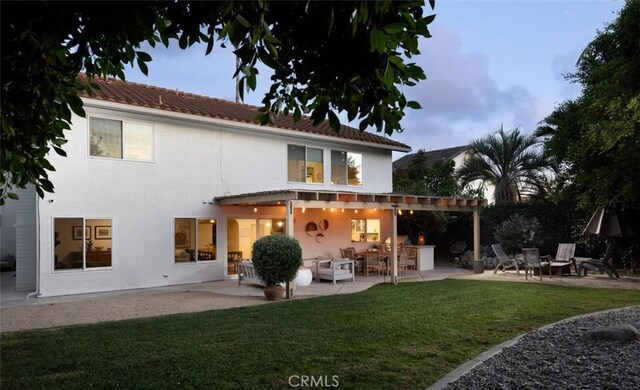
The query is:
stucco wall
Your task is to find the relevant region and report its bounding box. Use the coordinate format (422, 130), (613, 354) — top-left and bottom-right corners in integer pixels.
(36, 102), (397, 296)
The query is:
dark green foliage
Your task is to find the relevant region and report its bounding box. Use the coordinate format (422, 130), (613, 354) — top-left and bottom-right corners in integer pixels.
(457, 126), (550, 204)
(493, 214), (541, 255)
(480, 200), (596, 257)
(1, 1), (436, 204)
(394, 150), (460, 197)
(393, 149), (466, 245)
(536, 0), (640, 216)
(251, 234), (302, 286)
(398, 211), (449, 246)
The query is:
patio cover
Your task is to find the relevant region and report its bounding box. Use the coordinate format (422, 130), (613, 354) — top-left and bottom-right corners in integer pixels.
(216, 189), (487, 284)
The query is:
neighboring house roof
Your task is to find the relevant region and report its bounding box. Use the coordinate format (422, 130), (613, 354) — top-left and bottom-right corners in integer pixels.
(78, 76), (411, 151)
(392, 145), (468, 171)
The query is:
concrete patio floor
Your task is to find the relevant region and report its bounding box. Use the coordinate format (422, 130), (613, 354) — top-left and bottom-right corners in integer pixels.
(0, 266), (470, 332)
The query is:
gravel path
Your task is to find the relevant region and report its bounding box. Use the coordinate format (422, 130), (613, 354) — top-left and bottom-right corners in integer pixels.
(444, 306), (640, 390)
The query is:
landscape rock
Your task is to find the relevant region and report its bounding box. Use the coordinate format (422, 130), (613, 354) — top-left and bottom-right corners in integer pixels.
(583, 324), (640, 342)
(443, 306), (640, 390)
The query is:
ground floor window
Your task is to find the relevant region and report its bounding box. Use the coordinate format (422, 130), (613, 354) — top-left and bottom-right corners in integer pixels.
(351, 218), (380, 243)
(226, 218), (284, 274)
(174, 218), (217, 263)
(54, 217), (113, 270)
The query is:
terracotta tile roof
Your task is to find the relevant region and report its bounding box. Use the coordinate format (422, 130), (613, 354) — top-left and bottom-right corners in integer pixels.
(78, 76), (410, 150)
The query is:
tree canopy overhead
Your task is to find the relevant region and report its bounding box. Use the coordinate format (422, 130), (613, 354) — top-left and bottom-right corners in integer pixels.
(536, 0), (640, 213)
(1, 0), (435, 204)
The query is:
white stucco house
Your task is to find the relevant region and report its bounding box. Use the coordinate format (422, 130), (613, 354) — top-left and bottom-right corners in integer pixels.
(1, 77), (486, 297)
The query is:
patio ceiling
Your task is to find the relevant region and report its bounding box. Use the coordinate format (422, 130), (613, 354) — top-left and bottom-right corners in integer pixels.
(215, 189), (487, 212)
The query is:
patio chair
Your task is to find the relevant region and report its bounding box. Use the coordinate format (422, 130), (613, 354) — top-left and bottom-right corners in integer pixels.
(492, 244), (523, 274)
(342, 247), (365, 273)
(364, 251), (384, 276)
(578, 241), (620, 279)
(522, 248), (551, 280)
(404, 246), (418, 271)
(315, 259), (355, 284)
(539, 243), (575, 277)
(541, 243), (575, 264)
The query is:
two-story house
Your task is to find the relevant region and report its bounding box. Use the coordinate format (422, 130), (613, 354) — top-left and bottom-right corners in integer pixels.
(3, 77), (485, 297)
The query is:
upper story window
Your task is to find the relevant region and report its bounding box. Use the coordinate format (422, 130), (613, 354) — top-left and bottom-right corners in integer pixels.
(287, 145), (323, 183)
(331, 150), (362, 186)
(89, 117), (154, 161)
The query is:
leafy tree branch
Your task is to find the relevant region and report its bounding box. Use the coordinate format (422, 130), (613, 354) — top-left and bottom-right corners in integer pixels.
(1, 0), (435, 204)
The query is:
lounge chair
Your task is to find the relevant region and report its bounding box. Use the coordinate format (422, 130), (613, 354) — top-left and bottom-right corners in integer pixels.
(492, 244), (523, 274)
(576, 241), (620, 279)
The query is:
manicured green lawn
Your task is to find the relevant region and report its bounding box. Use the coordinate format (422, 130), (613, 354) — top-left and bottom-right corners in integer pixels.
(2, 280), (639, 389)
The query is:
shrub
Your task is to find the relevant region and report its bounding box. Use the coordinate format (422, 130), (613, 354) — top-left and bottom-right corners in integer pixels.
(480, 199), (583, 255)
(453, 246), (497, 270)
(252, 234), (303, 286)
(494, 214), (540, 255)
(454, 250), (475, 269)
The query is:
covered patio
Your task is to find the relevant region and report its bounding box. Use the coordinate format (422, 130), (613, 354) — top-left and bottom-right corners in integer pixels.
(216, 189), (488, 285)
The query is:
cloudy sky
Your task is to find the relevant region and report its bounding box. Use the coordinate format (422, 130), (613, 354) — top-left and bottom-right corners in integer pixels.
(124, 0), (625, 160)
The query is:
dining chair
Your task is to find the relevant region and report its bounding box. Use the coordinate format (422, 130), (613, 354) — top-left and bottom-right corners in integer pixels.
(398, 251), (409, 276)
(522, 248), (551, 280)
(404, 246), (417, 271)
(364, 251), (384, 276)
(343, 247), (365, 273)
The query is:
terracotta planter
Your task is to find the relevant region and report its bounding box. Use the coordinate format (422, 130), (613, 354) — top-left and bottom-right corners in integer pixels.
(263, 285), (285, 301)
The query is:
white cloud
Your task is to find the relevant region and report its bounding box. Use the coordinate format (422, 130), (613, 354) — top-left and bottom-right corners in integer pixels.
(395, 24), (542, 152)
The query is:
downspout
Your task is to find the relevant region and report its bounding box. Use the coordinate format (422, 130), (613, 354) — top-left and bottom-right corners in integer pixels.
(25, 195), (41, 299)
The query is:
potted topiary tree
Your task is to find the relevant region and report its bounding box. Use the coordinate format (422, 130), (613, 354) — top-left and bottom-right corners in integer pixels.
(252, 234), (303, 300)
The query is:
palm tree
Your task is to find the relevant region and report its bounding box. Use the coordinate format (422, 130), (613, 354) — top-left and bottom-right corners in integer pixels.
(457, 126), (549, 204)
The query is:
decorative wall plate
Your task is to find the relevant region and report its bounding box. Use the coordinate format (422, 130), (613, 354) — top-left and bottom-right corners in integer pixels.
(305, 222), (318, 236)
(319, 219), (329, 231)
(316, 233), (325, 243)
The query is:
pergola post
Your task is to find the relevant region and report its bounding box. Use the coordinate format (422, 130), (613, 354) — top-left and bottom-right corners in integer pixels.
(285, 200), (294, 238)
(473, 207), (480, 261)
(285, 200), (295, 298)
(391, 204), (398, 285)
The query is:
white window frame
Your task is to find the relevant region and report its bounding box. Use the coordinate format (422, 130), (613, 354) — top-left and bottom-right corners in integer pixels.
(52, 216), (114, 272)
(173, 218), (219, 265)
(331, 149), (363, 187)
(87, 115), (156, 163)
(287, 144), (324, 184)
(350, 218), (380, 243)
